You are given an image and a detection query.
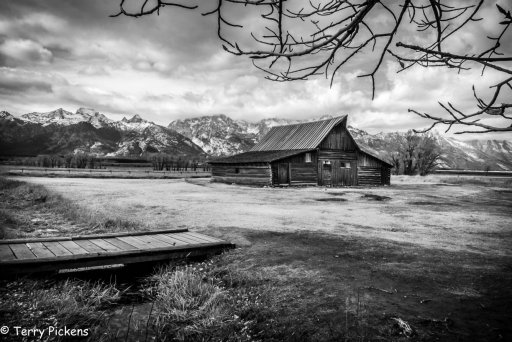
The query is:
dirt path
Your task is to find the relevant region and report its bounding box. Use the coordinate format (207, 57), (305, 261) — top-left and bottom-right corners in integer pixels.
(14, 176), (512, 257)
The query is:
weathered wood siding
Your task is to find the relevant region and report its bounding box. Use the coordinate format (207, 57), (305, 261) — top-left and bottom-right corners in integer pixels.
(319, 124), (357, 151)
(290, 163), (317, 185)
(318, 160), (357, 186)
(357, 167), (382, 186)
(356, 151), (391, 186)
(211, 164), (271, 186)
(271, 151), (318, 185)
(318, 150), (357, 160)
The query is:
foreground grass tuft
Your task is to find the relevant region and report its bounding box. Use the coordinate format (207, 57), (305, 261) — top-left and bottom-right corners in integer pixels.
(147, 267), (230, 340)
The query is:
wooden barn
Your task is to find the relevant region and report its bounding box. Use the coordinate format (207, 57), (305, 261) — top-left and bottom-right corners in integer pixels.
(209, 116), (392, 187)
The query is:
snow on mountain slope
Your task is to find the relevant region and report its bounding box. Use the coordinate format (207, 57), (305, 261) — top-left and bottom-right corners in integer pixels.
(170, 115), (512, 170)
(3, 109), (511, 169)
(168, 114), (332, 156)
(1, 108), (206, 157)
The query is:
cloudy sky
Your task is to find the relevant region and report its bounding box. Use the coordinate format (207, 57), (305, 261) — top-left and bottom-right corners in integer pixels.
(0, 0), (510, 139)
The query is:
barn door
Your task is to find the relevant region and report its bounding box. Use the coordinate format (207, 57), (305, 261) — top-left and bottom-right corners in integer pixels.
(278, 163), (289, 185)
(322, 162), (332, 186)
(341, 160), (356, 186)
(332, 160), (356, 186)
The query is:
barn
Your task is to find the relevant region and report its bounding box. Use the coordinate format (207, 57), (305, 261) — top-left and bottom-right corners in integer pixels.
(209, 116), (392, 187)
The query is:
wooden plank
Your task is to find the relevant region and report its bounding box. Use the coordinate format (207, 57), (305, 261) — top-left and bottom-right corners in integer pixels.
(71, 228), (188, 241)
(74, 240), (107, 254)
(2, 244), (234, 275)
(153, 234), (189, 246)
(44, 242), (73, 256)
(167, 233), (203, 245)
(1, 230), (234, 276)
(89, 239), (122, 252)
(2, 242), (233, 267)
(133, 235), (173, 248)
(26, 242), (55, 258)
(59, 241), (89, 255)
(117, 236), (149, 249)
(103, 238), (139, 251)
(0, 245), (16, 261)
(177, 233), (212, 244)
(186, 232), (224, 243)
(0, 228), (188, 244)
(9, 244), (37, 260)
(0, 236), (70, 244)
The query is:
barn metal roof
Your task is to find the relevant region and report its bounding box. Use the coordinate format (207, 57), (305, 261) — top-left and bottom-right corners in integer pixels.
(250, 116), (347, 151)
(356, 142), (394, 167)
(209, 149), (314, 164)
(210, 115), (393, 167)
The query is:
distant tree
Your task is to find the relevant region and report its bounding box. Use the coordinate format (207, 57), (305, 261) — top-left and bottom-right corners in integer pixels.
(394, 130), (442, 175)
(49, 155), (60, 168)
(64, 154), (73, 168)
(390, 152), (401, 176)
(151, 153), (175, 171)
(400, 131), (421, 175)
(176, 156), (183, 171)
(73, 153), (88, 168)
(87, 155), (97, 169)
(416, 133), (442, 176)
(36, 155), (51, 168)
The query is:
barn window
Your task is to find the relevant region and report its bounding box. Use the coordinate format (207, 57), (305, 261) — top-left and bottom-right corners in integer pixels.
(342, 162), (351, 168)
(305, 153), (312, 163)
(235, 168), (240, 174)
(323, 160), (331, 165)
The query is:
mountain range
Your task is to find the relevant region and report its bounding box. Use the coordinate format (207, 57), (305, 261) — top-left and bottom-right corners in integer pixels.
(170, 115), (512, 171)
(0, 108), (205, 157)
(1, 108), (511, 170)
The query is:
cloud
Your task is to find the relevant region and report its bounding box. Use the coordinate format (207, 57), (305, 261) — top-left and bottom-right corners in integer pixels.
(0, 67), (63, 95)
(78, 65), (111, 76)
(0, 0), (509, 142)
(0, 39), (53, 66)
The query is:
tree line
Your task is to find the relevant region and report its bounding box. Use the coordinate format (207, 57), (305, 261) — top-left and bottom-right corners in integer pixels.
(149, 153), (209, 172)
(390, 131), (442, 176)
(14, 153), (210, 171)
(17, 153), (103, 169)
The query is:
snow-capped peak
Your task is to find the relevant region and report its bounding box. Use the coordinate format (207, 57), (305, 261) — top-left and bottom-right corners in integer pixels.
(21, 108), (75, 126)
(127, 114), (144, 123)
(0, 111), (16, 121)
(18, 107), (113, 128)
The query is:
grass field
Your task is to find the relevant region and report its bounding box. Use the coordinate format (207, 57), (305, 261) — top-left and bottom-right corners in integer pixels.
(1, 175), (511, 341)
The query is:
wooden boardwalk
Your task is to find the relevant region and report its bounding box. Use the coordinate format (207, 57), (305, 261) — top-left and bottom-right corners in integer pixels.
(0, 229), (234, 276)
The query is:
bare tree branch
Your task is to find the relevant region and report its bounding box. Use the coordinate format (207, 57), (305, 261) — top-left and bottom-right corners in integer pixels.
(112, 0), (512, 134)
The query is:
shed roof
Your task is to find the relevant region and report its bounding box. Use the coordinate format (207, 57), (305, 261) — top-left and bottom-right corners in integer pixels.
(250, 116), (347, 151)
(210, 115), (393, 167)
(209, 149), (314, 164)
(356, 143), (394, 167)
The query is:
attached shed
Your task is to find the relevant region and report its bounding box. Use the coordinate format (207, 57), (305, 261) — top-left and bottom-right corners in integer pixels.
(209, 116), (392, 187)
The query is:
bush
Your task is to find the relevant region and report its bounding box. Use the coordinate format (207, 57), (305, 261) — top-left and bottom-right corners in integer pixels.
(145, 267), (235, 341)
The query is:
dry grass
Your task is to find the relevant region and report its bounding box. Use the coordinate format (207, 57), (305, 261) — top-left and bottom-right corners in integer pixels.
(1, 176), (510, 341)
(0, 278), (122, 341)
(0, 176), (141, 239)
(143, 265), (244, 341)
(439, 176), (512, 187)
